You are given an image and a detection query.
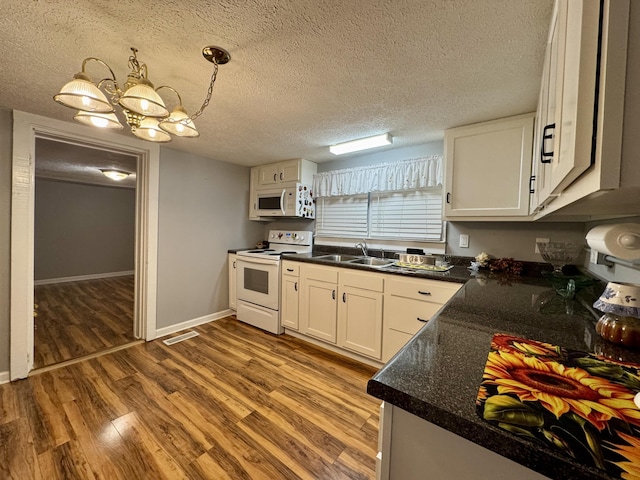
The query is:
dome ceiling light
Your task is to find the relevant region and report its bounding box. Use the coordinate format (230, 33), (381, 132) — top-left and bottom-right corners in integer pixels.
(54, 46), (231, 142)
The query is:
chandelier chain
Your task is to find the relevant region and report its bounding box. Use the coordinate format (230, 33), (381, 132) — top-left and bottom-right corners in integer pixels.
(189, 60), (219, 121)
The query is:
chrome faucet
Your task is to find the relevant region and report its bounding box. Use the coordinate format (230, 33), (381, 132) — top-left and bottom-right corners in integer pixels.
(355, 239), (368, 257)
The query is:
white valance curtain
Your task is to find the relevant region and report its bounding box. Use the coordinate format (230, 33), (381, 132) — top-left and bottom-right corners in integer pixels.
(312, 155), (443, 198)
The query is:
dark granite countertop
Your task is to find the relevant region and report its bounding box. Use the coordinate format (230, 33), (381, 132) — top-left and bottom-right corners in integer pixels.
(281, 252), (474, 284)
(367, 273), (640, 480)
(227, 248), (254, 254)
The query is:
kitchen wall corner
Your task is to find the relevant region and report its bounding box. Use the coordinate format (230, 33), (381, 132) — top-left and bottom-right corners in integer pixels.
(156, 148), (263, 330)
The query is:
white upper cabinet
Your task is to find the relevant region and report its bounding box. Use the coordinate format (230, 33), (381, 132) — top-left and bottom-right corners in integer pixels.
(444, 113), (534, 219)
(257, 158), (317, 187)
(531, 0), (600, 211)
(534, 0), (638, 219)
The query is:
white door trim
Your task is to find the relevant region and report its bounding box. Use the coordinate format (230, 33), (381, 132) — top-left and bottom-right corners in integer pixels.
(10, 111), (159, 380)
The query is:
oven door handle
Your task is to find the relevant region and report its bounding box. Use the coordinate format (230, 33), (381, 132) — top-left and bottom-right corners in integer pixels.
(280, 189), (286, 215)
(236, 257), (278, 266)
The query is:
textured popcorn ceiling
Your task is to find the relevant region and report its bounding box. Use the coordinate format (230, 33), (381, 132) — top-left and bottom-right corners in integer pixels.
(0, 0), (553, 172)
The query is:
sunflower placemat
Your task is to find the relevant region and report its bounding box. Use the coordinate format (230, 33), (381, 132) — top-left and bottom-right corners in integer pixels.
(476, 334), (640, 479)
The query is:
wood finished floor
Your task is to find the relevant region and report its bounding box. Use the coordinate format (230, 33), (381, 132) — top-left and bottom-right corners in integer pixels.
(1, 317), (380, 479)
(34, 275), (136, 369)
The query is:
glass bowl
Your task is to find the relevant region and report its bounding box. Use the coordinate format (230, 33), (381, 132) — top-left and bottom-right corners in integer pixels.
(537, 241), (583, 274)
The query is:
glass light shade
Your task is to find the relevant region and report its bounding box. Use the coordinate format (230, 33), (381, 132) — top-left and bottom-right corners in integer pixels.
(53, 73), (113, 113)
(132, 117), (171, 143)
(100, 169), (131, 181)
(74, 111), (123, 129)
(329, 133), (393, 155)
(158, 106), (199, 137)
(118, 80), (169, 118)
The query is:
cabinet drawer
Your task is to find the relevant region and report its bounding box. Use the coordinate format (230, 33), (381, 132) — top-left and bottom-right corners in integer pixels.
(385, 277), (461, 304)
(385, 296), (443, 335)
(282, 261), (300, 277)
(382, 328), (413, 362)
(303, 264), (338, 283)
(341, 269), (384, 292)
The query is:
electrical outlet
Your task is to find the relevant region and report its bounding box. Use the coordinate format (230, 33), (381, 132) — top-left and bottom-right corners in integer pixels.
(535, 237), (549, 254)
(459, 234), (469, 248)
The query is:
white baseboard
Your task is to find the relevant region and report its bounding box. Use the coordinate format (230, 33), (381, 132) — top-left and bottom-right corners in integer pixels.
(156, 309), (234, 338)
(34, 270), (135, 286)
(0, 371), (10, 385)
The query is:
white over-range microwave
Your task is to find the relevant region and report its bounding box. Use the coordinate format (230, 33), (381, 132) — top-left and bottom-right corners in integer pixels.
(256, 184), (315, 218)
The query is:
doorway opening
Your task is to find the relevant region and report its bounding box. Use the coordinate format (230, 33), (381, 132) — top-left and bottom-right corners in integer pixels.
(33, 138), (138, 369)
(11, 111), (159, 380)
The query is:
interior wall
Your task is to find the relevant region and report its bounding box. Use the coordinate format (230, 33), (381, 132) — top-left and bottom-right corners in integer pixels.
(34, 179), (135, 281)
(0, 108), (12, 373)
(156, 148), (263, 329)
(446, 221), (587, 262)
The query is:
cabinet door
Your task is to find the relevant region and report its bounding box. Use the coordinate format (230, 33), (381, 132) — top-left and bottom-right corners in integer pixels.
(531, 2), (562, 213)
(281, 275), (299, 330)
(228, 254), (237, 310)
(248, 167), (265, 221)
(301, 278), (338, 343)
(543, 0), (600, 198)
(444, 113), (534, 218)
(278, 159), (300, 183)
(258, 164), (279, 186)
(338, 286), (383, 360)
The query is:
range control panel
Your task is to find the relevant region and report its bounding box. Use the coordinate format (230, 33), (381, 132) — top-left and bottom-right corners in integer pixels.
(268, 230), (314, 246)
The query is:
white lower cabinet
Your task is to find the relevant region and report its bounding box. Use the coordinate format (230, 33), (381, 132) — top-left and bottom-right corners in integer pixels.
(281, 261), (300, 330)
(288, 262), (463, 364)
(378, 403), (550, 480)
(338, 270), (384, 360)
(299, 264), (338, 343)
(228, 253), (237, 311)
(382, 276), (461, 362)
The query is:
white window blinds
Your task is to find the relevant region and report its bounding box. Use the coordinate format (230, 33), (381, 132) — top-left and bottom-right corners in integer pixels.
(370, 190), (443, 241)
(315, 195), (368, 238)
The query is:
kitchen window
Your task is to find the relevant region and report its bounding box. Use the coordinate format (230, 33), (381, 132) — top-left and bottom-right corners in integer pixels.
(315, 189), (443, 241)
(313, 156), (444, 243)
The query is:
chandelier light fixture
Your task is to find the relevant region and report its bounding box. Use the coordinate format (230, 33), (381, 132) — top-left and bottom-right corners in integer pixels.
(54, 46), (231, 143)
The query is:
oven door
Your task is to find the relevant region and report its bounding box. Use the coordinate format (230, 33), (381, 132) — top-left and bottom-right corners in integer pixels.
(236, 257), (280, 310)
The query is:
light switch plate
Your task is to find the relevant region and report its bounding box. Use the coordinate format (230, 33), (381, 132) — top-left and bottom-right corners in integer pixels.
(459, 234), (469, 248)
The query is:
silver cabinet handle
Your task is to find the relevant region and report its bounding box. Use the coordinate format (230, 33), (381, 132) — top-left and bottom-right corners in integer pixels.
(418, 291), (431, 296)
(417, 317), (428, 322)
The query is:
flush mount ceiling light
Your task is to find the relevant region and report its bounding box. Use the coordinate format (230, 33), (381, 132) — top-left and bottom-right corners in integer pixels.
(54, 46), (231, 142)
(100, 169), (132, 181)
(329, 133), (393, 155)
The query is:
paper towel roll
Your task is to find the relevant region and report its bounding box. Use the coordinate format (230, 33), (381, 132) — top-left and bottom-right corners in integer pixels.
(586, 223), (640, 260)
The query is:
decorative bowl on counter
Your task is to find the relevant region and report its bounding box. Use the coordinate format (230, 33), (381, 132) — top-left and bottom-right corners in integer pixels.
(536, 241), (583, 274)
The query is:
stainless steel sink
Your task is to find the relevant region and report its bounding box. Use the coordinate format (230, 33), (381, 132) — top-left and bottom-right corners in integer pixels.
(313, 254), (360, 262)
(347, 257), (395, 268)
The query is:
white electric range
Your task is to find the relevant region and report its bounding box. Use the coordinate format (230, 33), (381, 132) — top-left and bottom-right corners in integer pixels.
(235, 230), (313, 334)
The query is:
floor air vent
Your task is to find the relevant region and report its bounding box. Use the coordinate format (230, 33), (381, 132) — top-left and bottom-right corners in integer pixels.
(162, 330), (199, 345)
